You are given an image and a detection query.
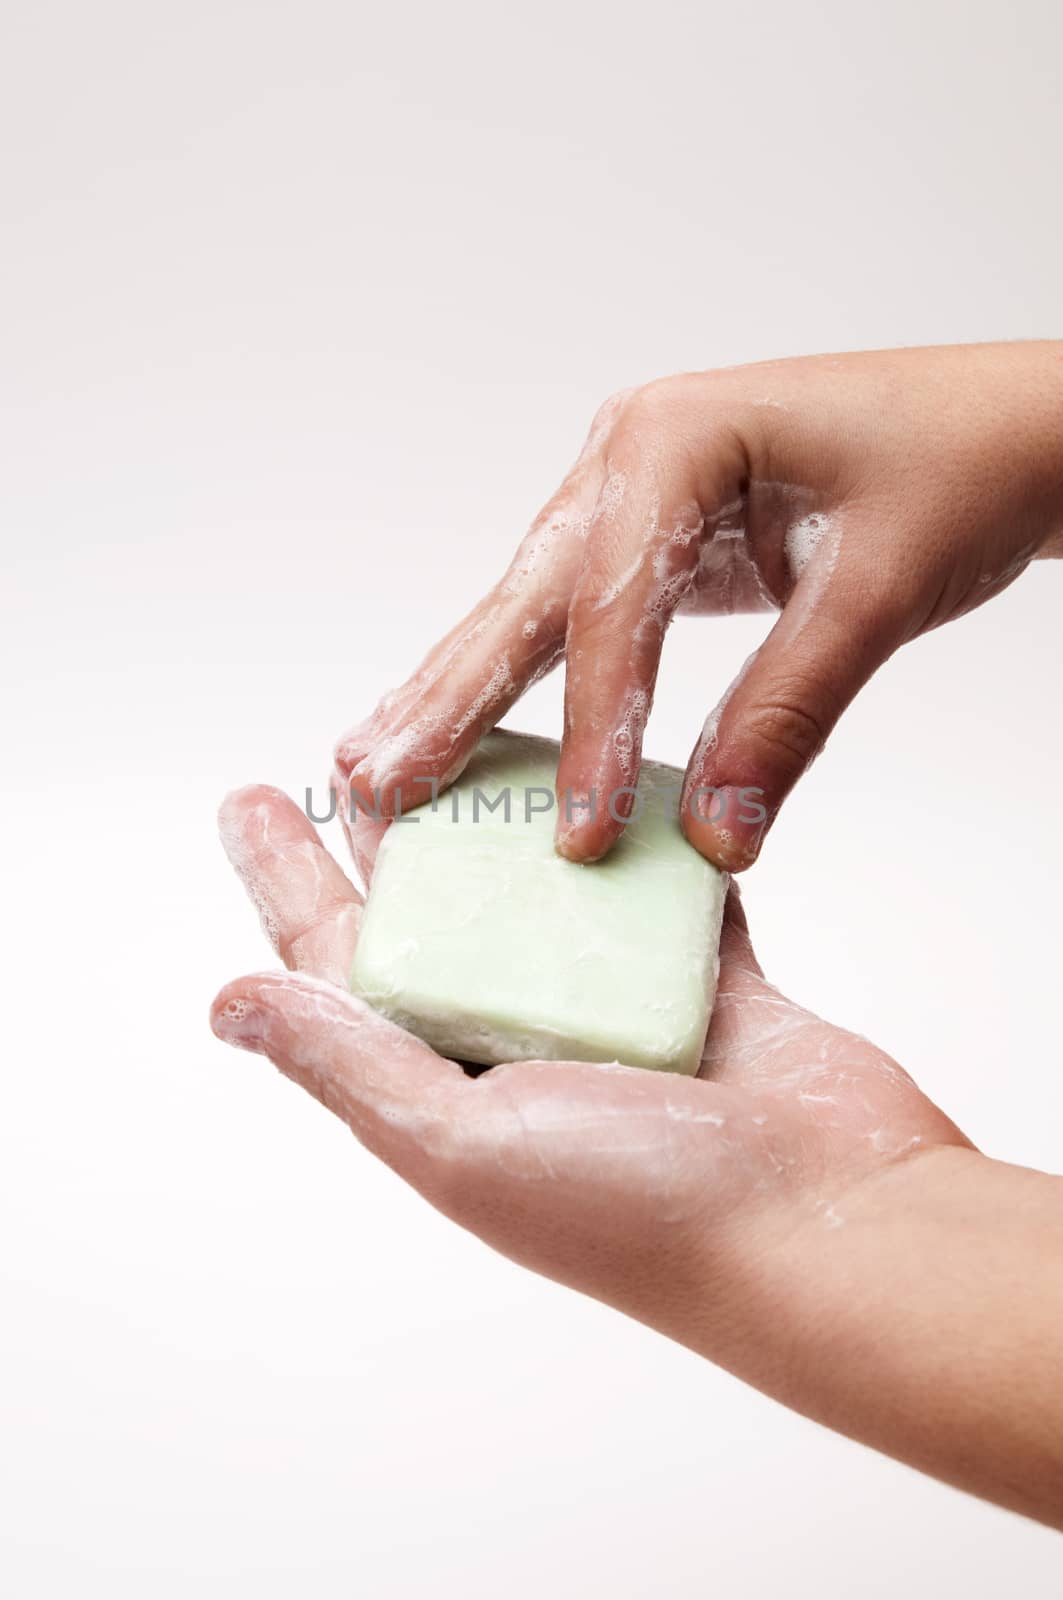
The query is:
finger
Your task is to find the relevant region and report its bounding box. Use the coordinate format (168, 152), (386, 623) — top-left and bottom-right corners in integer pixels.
(698, 887), (773, 1081)
(338, 502), (581, 817)
(336, 397), (633, 819)
(553, 463), (705, 860)
(699, 886), (820, 1086)
(209, 975), (737, 1282)
(681, 552), (906, 870)
(210, 972), (473, 1194)
(716, 881), (764, 983)
(553, 396), (750, 862)
(334, 761), (389, 889)
(219, 785), (362, 986)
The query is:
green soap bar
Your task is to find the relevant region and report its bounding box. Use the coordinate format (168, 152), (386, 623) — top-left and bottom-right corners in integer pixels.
(350, 730), (727, 1074)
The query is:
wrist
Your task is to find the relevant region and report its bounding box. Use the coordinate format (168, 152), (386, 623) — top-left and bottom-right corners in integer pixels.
(691, 1142), (1063, 1527)
(666, 1141), (967, 1395)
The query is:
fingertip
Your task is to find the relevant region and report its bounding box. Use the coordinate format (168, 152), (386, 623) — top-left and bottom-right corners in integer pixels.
(346, 735), (437, 819)
(550, 777), (627, 864)
(345, 762), (376, 814)
(553, 826), (583, 862)
(553, 806), (624, 864)
(681, 804), (765, 873)
(210, 968), (358, 1057)
(553, 740), (634, 863)
(218, 782), (285, 831)
(217, 785), (276, 870)
(210, 976), (268, 1052)
(218, 783), (323, 868)
(333, 708), (384, 782)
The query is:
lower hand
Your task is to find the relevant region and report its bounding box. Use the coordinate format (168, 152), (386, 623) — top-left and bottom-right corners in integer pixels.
(210, 784), (967, 1373)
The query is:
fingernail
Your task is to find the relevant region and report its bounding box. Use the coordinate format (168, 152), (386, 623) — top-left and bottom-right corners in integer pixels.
(554, 821), (584, 860)
(554, 788), (598, 860)
(334, 704), (391, 774)
(684, 784), (770, 869)
(211, 996), (266, 1052)
(347, 759), (387, 816)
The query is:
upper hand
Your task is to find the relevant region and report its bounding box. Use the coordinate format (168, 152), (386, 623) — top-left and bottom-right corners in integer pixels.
(335, 341), (1063, 869)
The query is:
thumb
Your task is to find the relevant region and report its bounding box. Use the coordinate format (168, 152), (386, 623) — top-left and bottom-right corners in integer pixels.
(210, 971), (469, 1185)
(681, 586), (902, 870)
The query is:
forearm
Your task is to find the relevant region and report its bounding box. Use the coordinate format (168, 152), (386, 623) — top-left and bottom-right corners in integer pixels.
(694, 1148), (1063, 1527)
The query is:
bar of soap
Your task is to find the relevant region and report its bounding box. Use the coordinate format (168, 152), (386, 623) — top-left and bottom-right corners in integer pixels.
(350, 730), (727, 1074)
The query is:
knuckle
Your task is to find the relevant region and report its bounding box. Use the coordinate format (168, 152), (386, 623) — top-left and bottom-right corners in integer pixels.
(578, 387), (636, 461)
(332, 735), (358, 779)
(411, 1094), (515, 1216)
(595, 385), (635, 423)
(279, 899), (348, 970)
(618, 377), (678, 434)
(408, 1109), (471, 1193)
(742, 695), (829, 773)
(605, 379), (707, 488)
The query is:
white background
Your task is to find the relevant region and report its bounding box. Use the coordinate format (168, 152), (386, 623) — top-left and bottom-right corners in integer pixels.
(3, 0), (1063, 1592)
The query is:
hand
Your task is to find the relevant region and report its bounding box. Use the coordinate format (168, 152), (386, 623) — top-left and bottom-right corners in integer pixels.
(211, 786), (1063, 1526)
(210, 784), (967, 1380)
(335, 341), (1063, 869)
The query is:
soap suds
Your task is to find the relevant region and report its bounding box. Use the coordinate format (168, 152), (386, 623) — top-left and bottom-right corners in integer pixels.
(683, 649), (759, 790)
